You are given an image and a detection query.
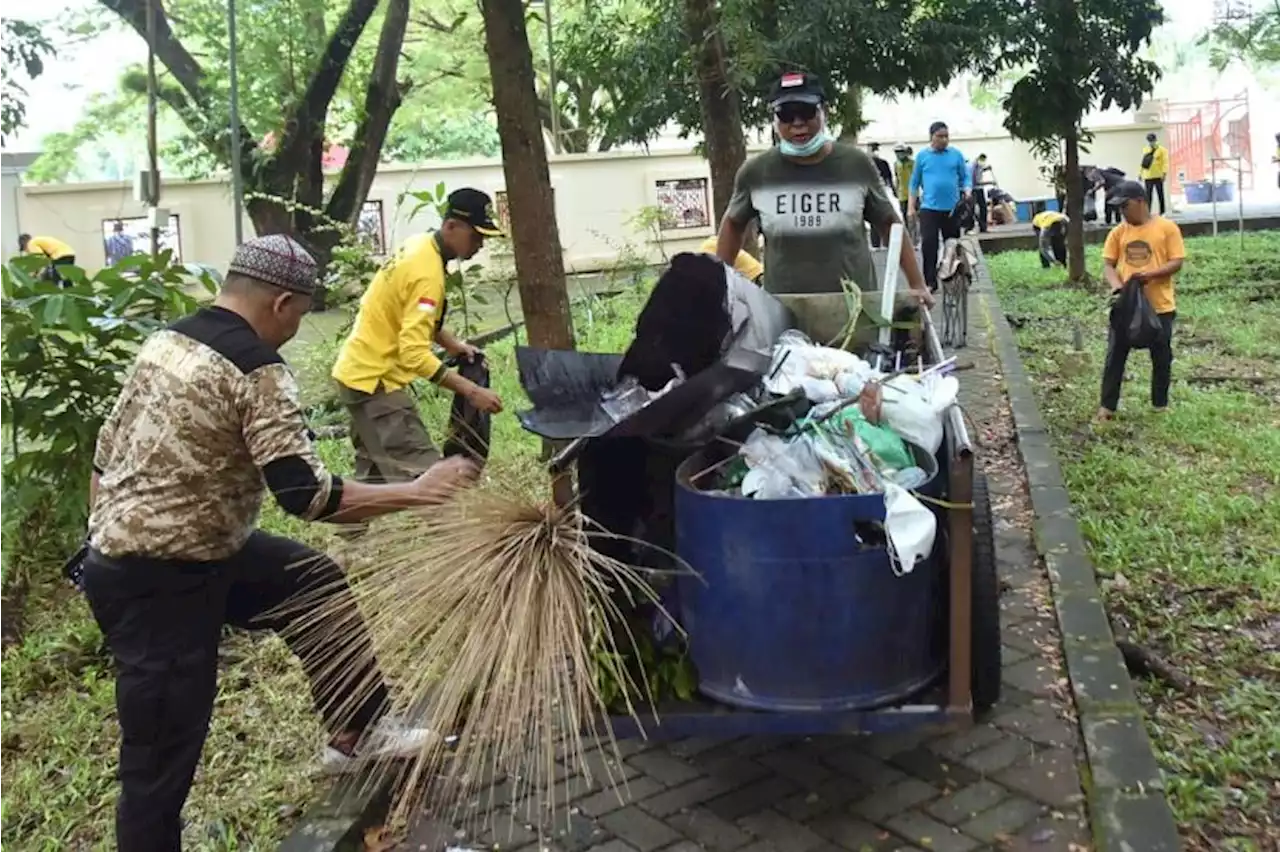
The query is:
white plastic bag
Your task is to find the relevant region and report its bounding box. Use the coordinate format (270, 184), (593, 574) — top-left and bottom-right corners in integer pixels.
(765, 334), (882, 403)
(878, 372), (959, 454)
(883, 483), (937, 575)
(739, 429), (826, 499)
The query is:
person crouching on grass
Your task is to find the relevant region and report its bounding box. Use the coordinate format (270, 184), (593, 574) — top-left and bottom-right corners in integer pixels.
(81, 235), (482, 851)
(331, 188), (504, 520)
(1097, 180), (1185, 421)
(1032, 210), (1068, 269)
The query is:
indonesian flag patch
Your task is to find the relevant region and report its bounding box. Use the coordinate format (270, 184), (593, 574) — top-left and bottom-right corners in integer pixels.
(417, 297), (438, 313)
(780, 72), (805, 88)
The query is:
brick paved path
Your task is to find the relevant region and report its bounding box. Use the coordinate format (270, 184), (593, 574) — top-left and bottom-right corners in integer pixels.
(399, 282), (1093, 852)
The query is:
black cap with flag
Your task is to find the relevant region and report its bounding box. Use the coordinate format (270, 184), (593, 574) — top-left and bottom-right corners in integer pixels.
(768, 71), (826, 107)
(445, 187), (505, 237)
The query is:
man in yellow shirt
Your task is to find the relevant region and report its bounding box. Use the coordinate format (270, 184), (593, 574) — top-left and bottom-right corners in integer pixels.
(1098, 181), (1185, 420)
(1031, 209), (1068, 268)
(699, 235), (763, 283)
(1138, 132), (1169, 215)
(18, 233), (76, 285)
(893, 144), (917, 242)
(332, 188), (504, 485)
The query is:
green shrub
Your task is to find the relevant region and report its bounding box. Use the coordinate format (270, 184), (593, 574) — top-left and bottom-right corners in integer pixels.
(1, 252), (213, 583)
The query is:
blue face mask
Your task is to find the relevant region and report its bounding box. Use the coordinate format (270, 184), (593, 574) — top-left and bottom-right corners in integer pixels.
(779, 130), (829, 158)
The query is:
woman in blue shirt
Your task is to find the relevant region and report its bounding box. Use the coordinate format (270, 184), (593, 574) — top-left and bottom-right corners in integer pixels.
(909, 121), (972, 292)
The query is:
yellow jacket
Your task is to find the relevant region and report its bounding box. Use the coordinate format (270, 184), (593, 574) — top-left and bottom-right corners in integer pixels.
(1140, 144), (1169, 181)
(26, 235), (74, 259)
(1032, 210), (1066, 230)
(332, 233), (448, 393)
(895, 159), (915, 202)
(700, 236), (763, 282)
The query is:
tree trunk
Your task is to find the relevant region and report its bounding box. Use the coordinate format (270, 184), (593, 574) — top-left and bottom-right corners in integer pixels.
(481, 0), (575, 352)
(684, 0), (747, 225)
(837, 87), (866, 141)
(1063, 127), (1086, 282)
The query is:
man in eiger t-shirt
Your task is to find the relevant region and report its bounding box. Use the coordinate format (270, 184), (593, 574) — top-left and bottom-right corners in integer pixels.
(716, 71), (931, 305)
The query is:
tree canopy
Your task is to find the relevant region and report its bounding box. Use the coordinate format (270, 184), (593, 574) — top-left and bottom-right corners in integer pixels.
(552, 0), (1001, 146)
(1, 19), (54, 145)
(1199, 0), (1280, 71)
(978, 0), (1164, 280)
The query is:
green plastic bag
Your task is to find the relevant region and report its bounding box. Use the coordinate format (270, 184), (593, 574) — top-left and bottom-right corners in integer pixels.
(810, 407), (914, 471)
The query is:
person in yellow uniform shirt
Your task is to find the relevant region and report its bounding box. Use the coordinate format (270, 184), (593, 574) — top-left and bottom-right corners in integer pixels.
(699, 235), (763, 283)
(1098, 181), (1185, 420)
(892, 143), (916, 239)
(1138, 132), (1169, 215)
(1031, 209), (1068, 268)
(18, 233), (76, 286)
(332, 188), (504, 488)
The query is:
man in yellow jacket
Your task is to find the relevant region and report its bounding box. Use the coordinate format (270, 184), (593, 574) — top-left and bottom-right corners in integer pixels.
(1138, 132), (1169, 215)
(18, 233), (76, 285)
(332, 188), (504, 486)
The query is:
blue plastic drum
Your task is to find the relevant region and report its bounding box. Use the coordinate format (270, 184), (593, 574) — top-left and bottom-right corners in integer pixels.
(673, 447), (946, 712)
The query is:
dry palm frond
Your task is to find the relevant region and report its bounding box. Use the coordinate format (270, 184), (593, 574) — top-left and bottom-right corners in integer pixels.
(276, 480), (685, 835)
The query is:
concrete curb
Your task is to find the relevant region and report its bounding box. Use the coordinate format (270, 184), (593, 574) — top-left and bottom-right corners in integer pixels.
(278, 772), (392, 851)
(972, 246), (1182, 851)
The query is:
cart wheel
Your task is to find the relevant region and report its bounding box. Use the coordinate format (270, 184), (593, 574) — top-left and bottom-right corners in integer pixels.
(971, 472), (1002, 713)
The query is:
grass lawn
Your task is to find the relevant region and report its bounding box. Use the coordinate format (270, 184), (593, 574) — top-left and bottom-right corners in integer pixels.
(0, 283), (653, 851)
(987, 231), (1280, 850)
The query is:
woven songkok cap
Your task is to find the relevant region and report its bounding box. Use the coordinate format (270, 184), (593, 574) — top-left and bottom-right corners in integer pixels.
(227, 235), (318, 295)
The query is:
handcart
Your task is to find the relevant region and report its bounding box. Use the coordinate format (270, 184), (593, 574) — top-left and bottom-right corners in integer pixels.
(515, 230), (1001, 742)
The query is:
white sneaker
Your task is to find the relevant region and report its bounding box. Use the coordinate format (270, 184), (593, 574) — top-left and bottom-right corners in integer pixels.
(320, 718), (458, 775)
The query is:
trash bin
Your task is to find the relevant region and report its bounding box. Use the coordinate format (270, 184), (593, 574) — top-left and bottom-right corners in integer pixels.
(673, 445), (947, 712)
(1185, 181), (1212, 204)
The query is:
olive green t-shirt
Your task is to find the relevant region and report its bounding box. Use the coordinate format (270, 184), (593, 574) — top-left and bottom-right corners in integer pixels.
(725, 143), (899, 294)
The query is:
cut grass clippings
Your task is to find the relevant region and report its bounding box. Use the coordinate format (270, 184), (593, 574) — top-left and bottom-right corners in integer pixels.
(0, 282), (654, 851)
(987, 231), (1280, 850)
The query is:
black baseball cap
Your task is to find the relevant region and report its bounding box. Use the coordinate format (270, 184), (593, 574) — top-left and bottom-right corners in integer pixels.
(445, 187), (504, 237)
(769, 71), (826, 107)
(1106, 180), (1147, 207)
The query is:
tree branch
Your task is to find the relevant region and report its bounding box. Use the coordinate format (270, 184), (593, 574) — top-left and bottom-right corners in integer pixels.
(99, 0), (208, 112)
(276, 0), (381, 176)
(414, 10), (468, 33)
(325, 0), (410, 235)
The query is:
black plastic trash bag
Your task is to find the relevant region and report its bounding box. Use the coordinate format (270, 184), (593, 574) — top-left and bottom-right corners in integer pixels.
(442, 353), (493, 462)
(1111, 277), (1165, 350)
(515, 253), (793, 442)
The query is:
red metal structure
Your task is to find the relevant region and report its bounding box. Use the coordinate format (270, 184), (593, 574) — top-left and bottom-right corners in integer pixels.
(1160, 93), (1254, 195)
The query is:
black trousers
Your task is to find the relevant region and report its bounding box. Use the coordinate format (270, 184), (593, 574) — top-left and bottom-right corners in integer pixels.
(919, 208), (960, 291)
(1145, 178), (1166, 215)
(1100, 311), (1176, 412)
(1105, 200), (1121, 225)
(973, 188), (988, 232)
(41, 255), (76, 287)
(83, 532), (390, 852)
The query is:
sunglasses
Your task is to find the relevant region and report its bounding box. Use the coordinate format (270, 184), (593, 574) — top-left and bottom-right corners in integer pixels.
(774, 103), (819, 124)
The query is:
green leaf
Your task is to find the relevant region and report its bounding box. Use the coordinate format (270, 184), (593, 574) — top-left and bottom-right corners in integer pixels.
(672, 659), (698, 701)
(41, 295), (64, 326)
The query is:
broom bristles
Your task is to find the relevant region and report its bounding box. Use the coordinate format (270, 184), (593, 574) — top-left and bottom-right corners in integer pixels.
(271, 480), (689, 837)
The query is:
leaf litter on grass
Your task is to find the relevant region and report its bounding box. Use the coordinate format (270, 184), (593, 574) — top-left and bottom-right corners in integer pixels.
(988, 232), (1280, 850)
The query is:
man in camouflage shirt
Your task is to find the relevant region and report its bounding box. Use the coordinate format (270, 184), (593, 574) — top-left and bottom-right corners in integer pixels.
(83, 235), (478, 851)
